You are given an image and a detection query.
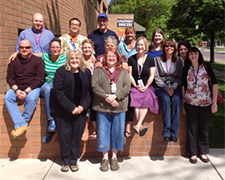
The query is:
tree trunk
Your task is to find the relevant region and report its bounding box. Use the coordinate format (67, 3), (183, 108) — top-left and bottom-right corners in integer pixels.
(210, 31), (215, 63)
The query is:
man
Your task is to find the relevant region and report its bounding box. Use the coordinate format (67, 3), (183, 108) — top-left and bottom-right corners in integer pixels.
(15, 13), (55, 53)
(4, 40), (45, 138)
(88, 13), (119, 57)
(59, 18), (87, 54)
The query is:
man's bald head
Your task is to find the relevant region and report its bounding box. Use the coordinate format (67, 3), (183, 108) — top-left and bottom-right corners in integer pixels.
(32, 13), (44, 31)
(19, 40), (32, 59)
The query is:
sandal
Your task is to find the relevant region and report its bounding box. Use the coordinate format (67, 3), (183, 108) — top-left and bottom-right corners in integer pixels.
(139, 125), (148, 137)
(89, 131), (97, 140)
(132, 126), (139, 134)
(81, 129), (89, 141)
(125, 131), (132, 138)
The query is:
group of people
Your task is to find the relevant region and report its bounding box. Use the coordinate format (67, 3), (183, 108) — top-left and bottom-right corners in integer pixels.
(4, 12), (218, 172)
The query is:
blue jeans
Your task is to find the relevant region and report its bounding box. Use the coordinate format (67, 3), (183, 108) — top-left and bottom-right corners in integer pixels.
(40, 83), (54, 121)
(4, 88), (40, 129)
(155, 87), (181, 137)
(96, 112), (125, 152)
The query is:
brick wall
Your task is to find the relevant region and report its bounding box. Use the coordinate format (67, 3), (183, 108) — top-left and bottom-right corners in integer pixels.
(0, 94), (187, 159)
(0, 0), (107, 93)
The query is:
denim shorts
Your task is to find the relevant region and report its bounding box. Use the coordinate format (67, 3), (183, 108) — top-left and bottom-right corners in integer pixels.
(96, 112), (125, 152)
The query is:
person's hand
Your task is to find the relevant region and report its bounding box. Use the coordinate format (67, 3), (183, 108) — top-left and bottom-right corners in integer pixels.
(94, 62), (103, 69)
(122, 62), (128, 71)
(17, 91), (27, 100)
(211, 103), (218, 113)
(77, 105), (84, 114)
(8, 52), (18, 64)
(72, 107), (79, 115)
(111, 99), (119, 108)
(138, 86), (147, 92)
(167, 88), (174, 96)
(105, 94), (117, 104)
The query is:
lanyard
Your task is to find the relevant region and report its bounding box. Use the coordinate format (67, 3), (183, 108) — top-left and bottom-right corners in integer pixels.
(70, 38), (76, 49)
(33, 29), (43, 46)
(192, 66), (199, 87)
(138, 64), (143, 79)
(165, 60), (173, 76)
(105, 66), (118, 83)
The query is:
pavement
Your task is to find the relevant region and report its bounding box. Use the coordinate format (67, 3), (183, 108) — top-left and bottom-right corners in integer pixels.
(0, 149), (224, 180)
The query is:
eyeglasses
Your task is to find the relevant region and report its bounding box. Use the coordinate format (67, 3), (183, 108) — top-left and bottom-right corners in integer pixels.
(70, 23), (80, 27)
(165, 45), (174, 48)
(50, 46), (61, 49)
(107, 55), (116, 58)
(19, 46), (31, 49)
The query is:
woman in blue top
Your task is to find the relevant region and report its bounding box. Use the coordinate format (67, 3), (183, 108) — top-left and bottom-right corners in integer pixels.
(147, 28), (165, 58)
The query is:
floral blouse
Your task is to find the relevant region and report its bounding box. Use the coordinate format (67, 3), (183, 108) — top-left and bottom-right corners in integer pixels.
(184, 64), (212, 107)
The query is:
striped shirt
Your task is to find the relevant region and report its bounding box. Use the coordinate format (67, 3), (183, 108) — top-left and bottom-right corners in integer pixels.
(42, 53), (66, 83)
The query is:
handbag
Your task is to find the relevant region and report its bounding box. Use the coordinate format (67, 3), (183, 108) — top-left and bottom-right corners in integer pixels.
(204, 63), (223, 104)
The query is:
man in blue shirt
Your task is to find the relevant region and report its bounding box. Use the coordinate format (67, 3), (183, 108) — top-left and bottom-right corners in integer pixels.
(88, 13), (119, 57)
(15, 13), (55, 53)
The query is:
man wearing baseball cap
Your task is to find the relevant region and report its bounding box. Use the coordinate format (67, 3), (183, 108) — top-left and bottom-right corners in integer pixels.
(88, 13), (119, 57)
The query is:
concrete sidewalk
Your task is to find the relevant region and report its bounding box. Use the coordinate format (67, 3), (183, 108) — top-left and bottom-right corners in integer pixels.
(0, 149), (224, 180)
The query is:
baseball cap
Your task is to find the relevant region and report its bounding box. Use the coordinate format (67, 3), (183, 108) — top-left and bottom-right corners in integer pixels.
(97, 13), (108, 20)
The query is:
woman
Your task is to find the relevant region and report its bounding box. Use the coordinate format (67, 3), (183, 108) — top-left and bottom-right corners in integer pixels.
(154, 39), (183, 142)
(147, 28), (165, 58)
(80, 39), (96, 141)
(128, 37), (159, 137)
(178, 40), (191, 65)
(92, 48), (130, 172)
(118, 26), (137, 60)
(53, 49), (91, 172)
(118, 26), (137, 138)
(182, 47), (218, 164)
(40, 38), (67, 143)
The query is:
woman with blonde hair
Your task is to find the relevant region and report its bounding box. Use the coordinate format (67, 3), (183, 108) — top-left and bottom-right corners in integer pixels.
(53, 49), (91, 172)
(128, 36), (159, 136)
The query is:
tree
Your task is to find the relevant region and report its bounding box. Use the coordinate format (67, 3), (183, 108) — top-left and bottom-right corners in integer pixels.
(109, 0), (176, 40)
(167, 0), (225, 62)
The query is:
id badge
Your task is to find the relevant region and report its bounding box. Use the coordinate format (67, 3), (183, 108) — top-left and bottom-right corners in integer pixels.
(137, 79), (144, 87)
(111, 82), (117, 94)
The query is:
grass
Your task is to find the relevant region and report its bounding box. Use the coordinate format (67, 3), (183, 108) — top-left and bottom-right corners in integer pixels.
(208, 61), (225, 72)
(209, 79), (225, 148)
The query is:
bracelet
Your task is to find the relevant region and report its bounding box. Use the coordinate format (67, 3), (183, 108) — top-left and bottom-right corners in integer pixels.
(212, 102), (217, 105)
(24, 90), (29, 94)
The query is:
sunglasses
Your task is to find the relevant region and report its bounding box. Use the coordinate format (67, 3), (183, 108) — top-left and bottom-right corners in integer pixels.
(19, 46), (31, 49)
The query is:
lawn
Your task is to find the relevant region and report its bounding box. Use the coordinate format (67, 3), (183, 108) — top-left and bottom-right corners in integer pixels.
(209, 78), (225, 148)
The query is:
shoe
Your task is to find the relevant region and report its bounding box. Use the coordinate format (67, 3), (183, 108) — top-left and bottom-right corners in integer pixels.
(89, 131), (97, 140)
(70, 164), (79, 172)
(42, 132), (54, 144)
(100, 159), (109, 172)
(125, 130), (132, 138)
(170, 136), (177, 142)
(132, 126), (139, 134)
(199, 154), (209, 163)
(163, 137), (170, 142)
(139, 126), (148, 137)
(48, 120), (56, 132)
(81, 130), (89, 141)
(11, 125), (29, 138)
(61, 165), (69, 172)
(189, 156), (197, 164)
(110, 158), (119, 171)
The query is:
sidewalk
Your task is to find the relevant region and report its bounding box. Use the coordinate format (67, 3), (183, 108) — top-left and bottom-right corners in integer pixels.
(0, 149), (224, 180)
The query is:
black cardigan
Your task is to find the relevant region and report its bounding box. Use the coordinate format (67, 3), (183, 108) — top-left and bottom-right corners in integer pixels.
(53, 66), (91, 118)
(182, 62), (217, 91)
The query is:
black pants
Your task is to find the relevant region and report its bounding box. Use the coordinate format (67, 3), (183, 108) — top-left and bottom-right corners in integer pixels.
(185, 103), (211, 156)
(55, 112), (86, 165)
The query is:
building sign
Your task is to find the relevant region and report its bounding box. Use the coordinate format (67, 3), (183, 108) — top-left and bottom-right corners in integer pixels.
(117, 19), (134, 27)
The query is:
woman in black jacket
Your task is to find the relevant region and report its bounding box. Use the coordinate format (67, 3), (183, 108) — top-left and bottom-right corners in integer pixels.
(53, 49), (91, 172)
